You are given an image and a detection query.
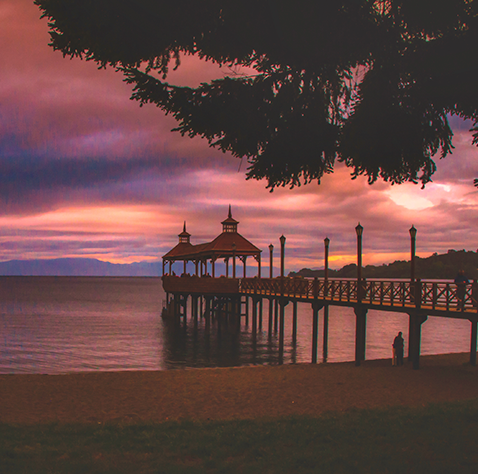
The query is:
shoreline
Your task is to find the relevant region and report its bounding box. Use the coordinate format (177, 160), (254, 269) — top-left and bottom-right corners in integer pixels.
(1, 352), (477, 424)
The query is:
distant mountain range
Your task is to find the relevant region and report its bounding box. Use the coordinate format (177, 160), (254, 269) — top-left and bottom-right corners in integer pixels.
(1, 249), (476, 279)
(0, 258), (162, 277)
(289, 249), (478, 280)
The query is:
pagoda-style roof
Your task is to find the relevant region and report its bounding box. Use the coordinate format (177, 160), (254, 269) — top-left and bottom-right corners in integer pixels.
(162, 222), (193, 258)
(162, 207), (261, 262)
(162, 241), (194, 259)
(204, 231), (260, 258)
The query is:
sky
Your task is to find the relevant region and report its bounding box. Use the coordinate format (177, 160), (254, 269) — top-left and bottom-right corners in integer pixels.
(1, 0), (478, 274)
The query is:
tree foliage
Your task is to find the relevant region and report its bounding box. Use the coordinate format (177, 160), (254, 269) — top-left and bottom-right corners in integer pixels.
(35, 0), (478, 189)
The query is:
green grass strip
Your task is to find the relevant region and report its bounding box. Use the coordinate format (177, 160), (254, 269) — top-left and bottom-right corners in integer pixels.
(1, 399), (478, 473)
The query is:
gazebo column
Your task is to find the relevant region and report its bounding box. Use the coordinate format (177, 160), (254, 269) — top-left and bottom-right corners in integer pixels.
(162, 260), (165, 275)
(212, 257), (216, 278)
(242, 256), (247, 278)
(195, 260), (199, 276)
(169, 261), (172, 275)
(225, 257), (229, 277)
(183, 260), (187, 275)
(257, 254), (261, 278)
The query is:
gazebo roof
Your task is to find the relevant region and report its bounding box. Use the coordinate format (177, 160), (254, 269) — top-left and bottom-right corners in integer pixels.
(205, 231), (260, 257)
(162, 207), (261, 261)
(162, 242), (194, 259)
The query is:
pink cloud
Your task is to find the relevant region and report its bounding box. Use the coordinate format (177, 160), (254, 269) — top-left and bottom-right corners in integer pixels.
(1, 0), (478, 272)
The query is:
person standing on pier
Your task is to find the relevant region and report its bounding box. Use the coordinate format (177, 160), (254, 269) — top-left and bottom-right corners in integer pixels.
(393, 332), (404, 366)
(454, 270), (469, 311)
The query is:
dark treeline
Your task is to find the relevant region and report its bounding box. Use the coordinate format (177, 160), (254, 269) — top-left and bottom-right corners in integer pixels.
(289, 250), (478, 280)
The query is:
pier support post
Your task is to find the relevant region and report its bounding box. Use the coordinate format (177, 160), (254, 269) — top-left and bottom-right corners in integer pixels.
(323, 305), (329, 362)
(268, 298), (273, 335)
(274, 299), (279, 332)
(408, 312), (428, 370)
(354, 306), (367, 366)
(470, 318), (477, 366)
(205, 297), (211, 332)
(236, 297), (242, 332)
(192, 295), (198, 329)
(173, 294), (180, 322)
(312, 302), (323, 364)
(278, 298), (289, 363)
(292, 301), (298, 345)
(252, 297), (258, 335)
(245, 295), (249, 326)
(182, 295), (188, 323)
(259, 298), (263, 330)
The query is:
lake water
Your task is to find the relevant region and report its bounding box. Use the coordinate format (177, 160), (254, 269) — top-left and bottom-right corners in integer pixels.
(0, 276), (473, 374)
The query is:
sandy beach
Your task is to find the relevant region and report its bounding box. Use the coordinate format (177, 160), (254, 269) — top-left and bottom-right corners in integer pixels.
(1, 353), (477, 424)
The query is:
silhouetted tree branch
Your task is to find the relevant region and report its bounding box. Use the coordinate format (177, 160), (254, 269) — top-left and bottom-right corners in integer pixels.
(35, 0), (478, 189)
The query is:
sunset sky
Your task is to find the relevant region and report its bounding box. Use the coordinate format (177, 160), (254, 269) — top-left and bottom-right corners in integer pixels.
(1, 0), (478, 274)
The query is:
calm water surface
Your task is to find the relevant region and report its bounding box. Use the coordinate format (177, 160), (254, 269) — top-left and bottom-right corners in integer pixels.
(0, 276), (472, 374)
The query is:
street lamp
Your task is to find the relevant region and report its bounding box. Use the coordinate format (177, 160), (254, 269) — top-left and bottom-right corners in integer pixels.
(324, 237), (330, 282)
(355, 223), (363, 301)
(409, 225), (417, 282)
(269, 244), (274, 278)
(280, 235), (286, 278)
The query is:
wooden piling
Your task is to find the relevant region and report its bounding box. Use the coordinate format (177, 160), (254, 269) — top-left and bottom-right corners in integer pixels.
(252, 297), (258, 335)
(278, 299), (287, 363)
(268, 298), (273, 335)
(354, 306), (367, 366)
(274, 299), (279, 332)
(311, 303), (320, 363)
(408, 312), (427, 370)
(193, 295), (198, 329)
(259, 298), (263, 330)
(470, 319), (477, 366)
(245, 296), (249, 326)
(292, 301), (298, 345)
(323, 305), (329, 362)
(205, 297), (211, 332)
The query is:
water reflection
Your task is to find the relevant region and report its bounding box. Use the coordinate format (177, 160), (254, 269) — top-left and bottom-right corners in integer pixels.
(159, 310), (290, 369)
(0, 277), (474, 374)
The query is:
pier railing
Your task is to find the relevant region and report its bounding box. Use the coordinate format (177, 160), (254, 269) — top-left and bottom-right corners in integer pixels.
(239, 278), (478, 313)
(163, 275), (478, 314)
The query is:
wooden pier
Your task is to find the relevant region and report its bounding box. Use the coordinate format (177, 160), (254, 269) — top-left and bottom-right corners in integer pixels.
(162, 275), (478, 369)
(161, 208), (478, 369)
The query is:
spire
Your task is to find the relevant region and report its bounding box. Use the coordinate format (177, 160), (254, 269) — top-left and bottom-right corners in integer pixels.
(178, 221), (191, 243)
(222, 205), (239, 233)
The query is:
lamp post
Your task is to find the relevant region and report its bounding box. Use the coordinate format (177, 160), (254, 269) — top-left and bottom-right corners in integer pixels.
(409, 225), (417, 282)
(232, 242), (236, 278)
(280, 235), (286, 279)
(269, 244), (274, 279)
(323, 237), (330, 362)
(279, 235), (286, 363)
(355, 223), (363, 302)
(324, 237), (330, 288)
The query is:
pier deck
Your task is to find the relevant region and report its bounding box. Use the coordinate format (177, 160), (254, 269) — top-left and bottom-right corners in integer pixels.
(162, 275), (478, 369)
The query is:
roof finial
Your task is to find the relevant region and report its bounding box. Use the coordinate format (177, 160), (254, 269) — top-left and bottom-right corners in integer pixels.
(228, 204), (232, 219)
(183, 221), (186, 233)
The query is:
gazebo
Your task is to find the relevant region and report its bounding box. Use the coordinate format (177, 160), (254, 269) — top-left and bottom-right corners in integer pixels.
(162, 206), (262, 278)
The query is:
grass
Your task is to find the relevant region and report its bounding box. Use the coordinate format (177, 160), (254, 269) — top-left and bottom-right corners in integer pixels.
(2, 399), (478, 473)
